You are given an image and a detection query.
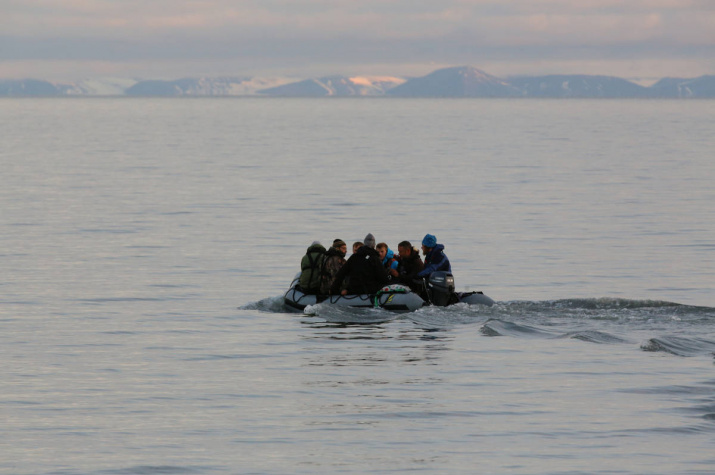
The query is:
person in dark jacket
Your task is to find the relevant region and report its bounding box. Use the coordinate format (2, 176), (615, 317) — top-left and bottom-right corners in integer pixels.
(330, 233), (388, 295)
(417, 234), (451, 279)
(320, 239), (347, 295)
(299, 241), (326, 294)
(396, 240), (425, 291)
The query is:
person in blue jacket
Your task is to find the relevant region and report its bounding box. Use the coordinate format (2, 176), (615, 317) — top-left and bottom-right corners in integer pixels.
(376, 242), (399, 281)
(417, 234), (451, 279)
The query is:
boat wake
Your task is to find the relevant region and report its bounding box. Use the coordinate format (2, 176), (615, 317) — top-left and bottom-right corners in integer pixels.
(479, 318), (556, 338)
(477, 319), (633, 344)
(560, 330), (633, 344)
(302, 303), (401, 324)
(641, 336), (715, 357)
(241, 296), (714, 356)
(239, 296), (287, 313)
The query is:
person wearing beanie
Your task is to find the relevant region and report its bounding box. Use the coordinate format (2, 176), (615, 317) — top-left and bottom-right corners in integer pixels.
(330, 234), (388, 295)
(422, 234), (437, 249)
(320, 239), (348, 294)
(363, 233), (376, 249)
(417, 234), (451, 279)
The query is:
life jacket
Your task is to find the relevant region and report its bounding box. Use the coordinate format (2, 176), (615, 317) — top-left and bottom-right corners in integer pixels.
(299, 243), (326, 294)
(381, 248), (399, 279)
(385, 257), (397, 270)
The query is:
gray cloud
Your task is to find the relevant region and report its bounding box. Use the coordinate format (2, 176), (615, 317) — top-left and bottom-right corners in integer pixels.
(2, 0), (714, 79)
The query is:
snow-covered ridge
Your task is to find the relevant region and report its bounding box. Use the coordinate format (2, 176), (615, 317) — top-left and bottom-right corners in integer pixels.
(0, 76), (297, 97)
(258, 76), (406, 96)
(62, 77), (139, 96)
(348, 76), (406, 88)
(1, 68), (714, 97)
(124, 77), (296, 96)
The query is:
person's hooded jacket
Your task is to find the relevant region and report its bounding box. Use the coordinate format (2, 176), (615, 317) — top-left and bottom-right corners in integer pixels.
(299, 242), (326, 293)
(417, 244), (451, 278)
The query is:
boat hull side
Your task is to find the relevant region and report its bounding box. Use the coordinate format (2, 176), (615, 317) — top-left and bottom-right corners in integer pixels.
(457, 291), (495, 307)
(283, 287), (424, 312)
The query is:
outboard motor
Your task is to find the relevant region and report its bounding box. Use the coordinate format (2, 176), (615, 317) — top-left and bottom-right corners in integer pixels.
(427, 271), (455, 306)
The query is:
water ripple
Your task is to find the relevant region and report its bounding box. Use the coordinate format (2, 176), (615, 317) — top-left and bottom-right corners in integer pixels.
(640, 336), (715, 357)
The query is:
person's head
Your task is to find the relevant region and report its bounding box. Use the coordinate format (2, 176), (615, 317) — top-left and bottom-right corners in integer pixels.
(352, 242), (363, 253)
(376, 242), (388, 260)
(397, 241), (412, 259)
(332, 239), (347, 255)
(421, 234), (437, 255)
(363, 233), (376, 249)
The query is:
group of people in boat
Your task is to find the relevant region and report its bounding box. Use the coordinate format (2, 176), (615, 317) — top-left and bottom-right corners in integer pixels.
(298, 233), (451, 298)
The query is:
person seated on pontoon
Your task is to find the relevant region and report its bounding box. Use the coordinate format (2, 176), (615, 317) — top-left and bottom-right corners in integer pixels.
(376, 242), (399, 281)
(417, 234), (451, 279)
(330, 233), (388, 296)
(396, 240), (424, 292)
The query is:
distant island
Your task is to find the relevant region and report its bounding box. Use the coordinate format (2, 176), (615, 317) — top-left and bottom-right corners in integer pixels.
(2, 66), (714, 98)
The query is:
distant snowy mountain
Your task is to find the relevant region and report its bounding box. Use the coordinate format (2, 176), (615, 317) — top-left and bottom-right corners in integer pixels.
(61, 78), (139, 96)
(387, 67), (653, 98)
(125, 77), (295, 96)
(258, 76), (405, 96)
(0, 79), (62, 96)
(0, 76), (294, 96)
(508, 75), (649, 98)
(0, 77), (137, 96)
(648, 75), (715, 98)
(387, 66), (523, 97)
(1, 69), (714, 98)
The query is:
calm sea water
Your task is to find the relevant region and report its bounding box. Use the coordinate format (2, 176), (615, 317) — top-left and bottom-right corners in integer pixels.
(1, 98), (714, 474)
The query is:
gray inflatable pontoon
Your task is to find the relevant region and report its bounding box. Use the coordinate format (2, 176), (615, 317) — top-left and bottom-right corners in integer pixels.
(283, 272), (494, 312)
(283, 275), (424, 312)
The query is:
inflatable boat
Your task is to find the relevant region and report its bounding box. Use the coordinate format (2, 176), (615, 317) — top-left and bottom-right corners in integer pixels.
(283, 271), (494, 312)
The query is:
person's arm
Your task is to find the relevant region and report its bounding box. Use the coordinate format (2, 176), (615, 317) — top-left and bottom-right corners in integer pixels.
(388, 260), (399, 278)
(374, 258), (389, 286)
(418, 254), (447, 277)
(403, 259), (424, 282)
(330, 259), (350, 295)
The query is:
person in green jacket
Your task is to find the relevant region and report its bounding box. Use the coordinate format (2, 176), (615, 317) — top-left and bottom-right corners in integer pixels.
(299, 241), (326, 294)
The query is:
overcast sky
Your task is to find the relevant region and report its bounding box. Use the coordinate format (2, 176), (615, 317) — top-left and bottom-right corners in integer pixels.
(2, 0), (714, 81)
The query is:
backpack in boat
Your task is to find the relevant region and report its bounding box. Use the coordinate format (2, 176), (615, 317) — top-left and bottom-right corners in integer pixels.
(298, 243), (326, 294)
